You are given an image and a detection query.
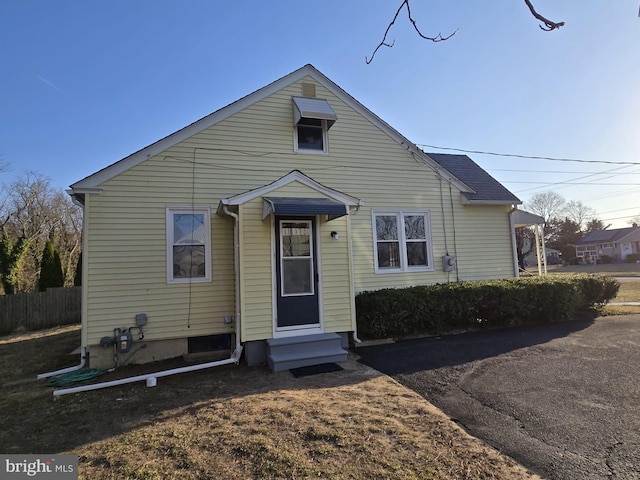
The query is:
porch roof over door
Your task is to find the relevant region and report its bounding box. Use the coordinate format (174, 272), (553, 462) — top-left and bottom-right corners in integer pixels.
(262, 197), (347, 220)
(217, 170), (363, 217)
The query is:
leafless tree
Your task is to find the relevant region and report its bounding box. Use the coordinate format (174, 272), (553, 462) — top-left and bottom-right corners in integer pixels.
(564, 200), (595, 230)
(367, 0), (565, 63)
(0, 172), (81, 293)
(524, 191), (566, 224)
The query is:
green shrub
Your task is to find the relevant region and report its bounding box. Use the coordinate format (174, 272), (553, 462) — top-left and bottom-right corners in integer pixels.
(356, 274), (619, 340)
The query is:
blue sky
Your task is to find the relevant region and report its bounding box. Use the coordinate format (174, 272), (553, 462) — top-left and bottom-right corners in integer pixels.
(2, 1), (639, 227)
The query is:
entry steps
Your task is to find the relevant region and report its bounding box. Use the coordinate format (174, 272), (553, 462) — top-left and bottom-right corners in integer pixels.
(266, 332), (348, 372)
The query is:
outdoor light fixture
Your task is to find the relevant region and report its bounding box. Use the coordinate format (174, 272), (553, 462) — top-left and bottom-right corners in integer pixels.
(330, 231), (339, 240)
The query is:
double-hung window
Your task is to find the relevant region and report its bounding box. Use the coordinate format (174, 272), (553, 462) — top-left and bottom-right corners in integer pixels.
(166, 207), (211, 284)
(373, 211), (432, 273)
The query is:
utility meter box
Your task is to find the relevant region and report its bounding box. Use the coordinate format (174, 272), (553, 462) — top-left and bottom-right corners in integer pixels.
(117, 331), (133, 353)
(442, 255), (456, 272)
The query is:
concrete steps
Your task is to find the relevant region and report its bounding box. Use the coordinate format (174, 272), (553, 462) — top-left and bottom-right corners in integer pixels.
(266, 332), (347, 372)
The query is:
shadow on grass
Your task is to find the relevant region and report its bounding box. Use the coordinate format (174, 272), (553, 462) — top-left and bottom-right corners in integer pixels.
(0, 327), (376, 455)
(355, 319), (594, 377)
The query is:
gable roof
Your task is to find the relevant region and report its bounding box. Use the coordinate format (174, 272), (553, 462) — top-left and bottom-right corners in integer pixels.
(575, 226), (640, 245)
(426, 153), (521, 205)
(70, 64), (467, 195)
(218, 169), (362, 209)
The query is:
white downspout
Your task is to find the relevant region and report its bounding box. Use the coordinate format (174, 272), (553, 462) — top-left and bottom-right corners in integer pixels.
(349, 204), (362, 344)
(223, 205), (243, 357)
(38, 347), (87, 379)
(51, 204), (244, 397)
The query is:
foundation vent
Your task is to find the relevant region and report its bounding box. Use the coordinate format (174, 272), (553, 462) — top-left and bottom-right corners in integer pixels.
(302, 82), (316, 98)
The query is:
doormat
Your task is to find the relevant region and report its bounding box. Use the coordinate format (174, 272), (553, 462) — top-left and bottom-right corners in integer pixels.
(290, 363), (344, 378)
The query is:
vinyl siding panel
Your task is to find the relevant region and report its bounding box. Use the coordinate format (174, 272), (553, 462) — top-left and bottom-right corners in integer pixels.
(83, 168), (236, 346)
(83, 75), (516, 346)
(238, 200), (273, 342)
(318, 215), (353, 333)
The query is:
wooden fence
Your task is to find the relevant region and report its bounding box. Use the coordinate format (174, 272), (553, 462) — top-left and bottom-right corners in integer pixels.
(0, 287), (81, 335)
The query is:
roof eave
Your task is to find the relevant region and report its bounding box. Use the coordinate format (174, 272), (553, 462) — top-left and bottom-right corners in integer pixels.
(463, 199), (522, 206)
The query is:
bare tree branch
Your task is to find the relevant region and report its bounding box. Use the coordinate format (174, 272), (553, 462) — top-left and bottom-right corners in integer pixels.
(523, 0), (564, 31)
(366, 0), (457, 64)
(367, 0), (566, 64)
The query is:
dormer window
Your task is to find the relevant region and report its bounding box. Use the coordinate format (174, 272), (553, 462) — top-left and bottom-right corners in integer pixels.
(297, 118), (326, 151)
(293, 96), (337, 154)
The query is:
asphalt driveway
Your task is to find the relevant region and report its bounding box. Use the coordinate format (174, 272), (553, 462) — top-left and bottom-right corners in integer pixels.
(355, 316), (640, 480)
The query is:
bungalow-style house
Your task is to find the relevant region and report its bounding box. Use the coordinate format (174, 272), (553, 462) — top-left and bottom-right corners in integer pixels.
(69, 64), (522, 372)
(574, 225), (640, 263)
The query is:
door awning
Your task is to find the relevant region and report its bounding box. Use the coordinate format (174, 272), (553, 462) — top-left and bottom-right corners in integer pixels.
(263, 197), (347, 221)
(292, 97), (337, 129)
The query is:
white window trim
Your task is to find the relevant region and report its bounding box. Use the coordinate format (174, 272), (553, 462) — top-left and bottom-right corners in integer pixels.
(372, 210), (434, 274)
(166, 207), (212, 284)
(294, 119), (329, 155)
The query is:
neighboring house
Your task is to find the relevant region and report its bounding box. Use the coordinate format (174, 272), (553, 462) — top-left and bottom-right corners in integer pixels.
(574, 225), (640, 263)
(524, 247), (561, 266)
(69, 64), (522, 372)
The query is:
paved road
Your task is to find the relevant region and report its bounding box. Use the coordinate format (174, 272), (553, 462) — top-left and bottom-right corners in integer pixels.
(355, 316), (640, 480)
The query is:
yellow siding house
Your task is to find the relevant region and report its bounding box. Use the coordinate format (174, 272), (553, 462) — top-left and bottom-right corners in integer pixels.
(69, 64), (522, 371)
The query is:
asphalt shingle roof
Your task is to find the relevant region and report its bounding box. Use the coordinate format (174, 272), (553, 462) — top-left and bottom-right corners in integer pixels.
(427, 153), (521, 204)
(575, 226), (640, 245)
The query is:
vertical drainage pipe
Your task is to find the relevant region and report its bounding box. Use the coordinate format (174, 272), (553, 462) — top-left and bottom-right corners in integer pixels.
(348, 205), (362, 344)
(223, 205), (242, 357)
(37, 347), (87, 379)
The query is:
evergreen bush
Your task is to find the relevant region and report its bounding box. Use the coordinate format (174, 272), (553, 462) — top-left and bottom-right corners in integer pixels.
(356, 274), (619, 340)
(38, 239), (64, 291)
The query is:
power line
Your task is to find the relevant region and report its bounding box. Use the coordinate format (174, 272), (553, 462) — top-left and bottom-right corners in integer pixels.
(491, 168), (640, 175)
(511, 181), (640, 186)
(419, 144), (640, 166)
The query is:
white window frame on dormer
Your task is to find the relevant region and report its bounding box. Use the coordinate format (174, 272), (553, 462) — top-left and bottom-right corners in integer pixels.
(166, 207), (212, 284)
(294, 118), (329, 154)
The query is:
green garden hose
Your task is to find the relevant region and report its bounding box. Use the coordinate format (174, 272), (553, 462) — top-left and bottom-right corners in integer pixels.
(46, 368), (109, 387)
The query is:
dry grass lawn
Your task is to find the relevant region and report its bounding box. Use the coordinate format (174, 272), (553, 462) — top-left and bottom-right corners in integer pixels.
(0, 326), (540, 479)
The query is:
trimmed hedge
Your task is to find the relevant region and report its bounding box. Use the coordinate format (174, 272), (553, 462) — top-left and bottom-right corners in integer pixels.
(356, 274), (620, 339)
(625, 253), (640, 263)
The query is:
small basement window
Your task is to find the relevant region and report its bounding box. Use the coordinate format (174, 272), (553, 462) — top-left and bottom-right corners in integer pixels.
(188, 334), (231, 354)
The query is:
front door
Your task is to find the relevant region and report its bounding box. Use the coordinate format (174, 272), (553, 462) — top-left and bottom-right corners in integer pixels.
(275, 218), (320, 330)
